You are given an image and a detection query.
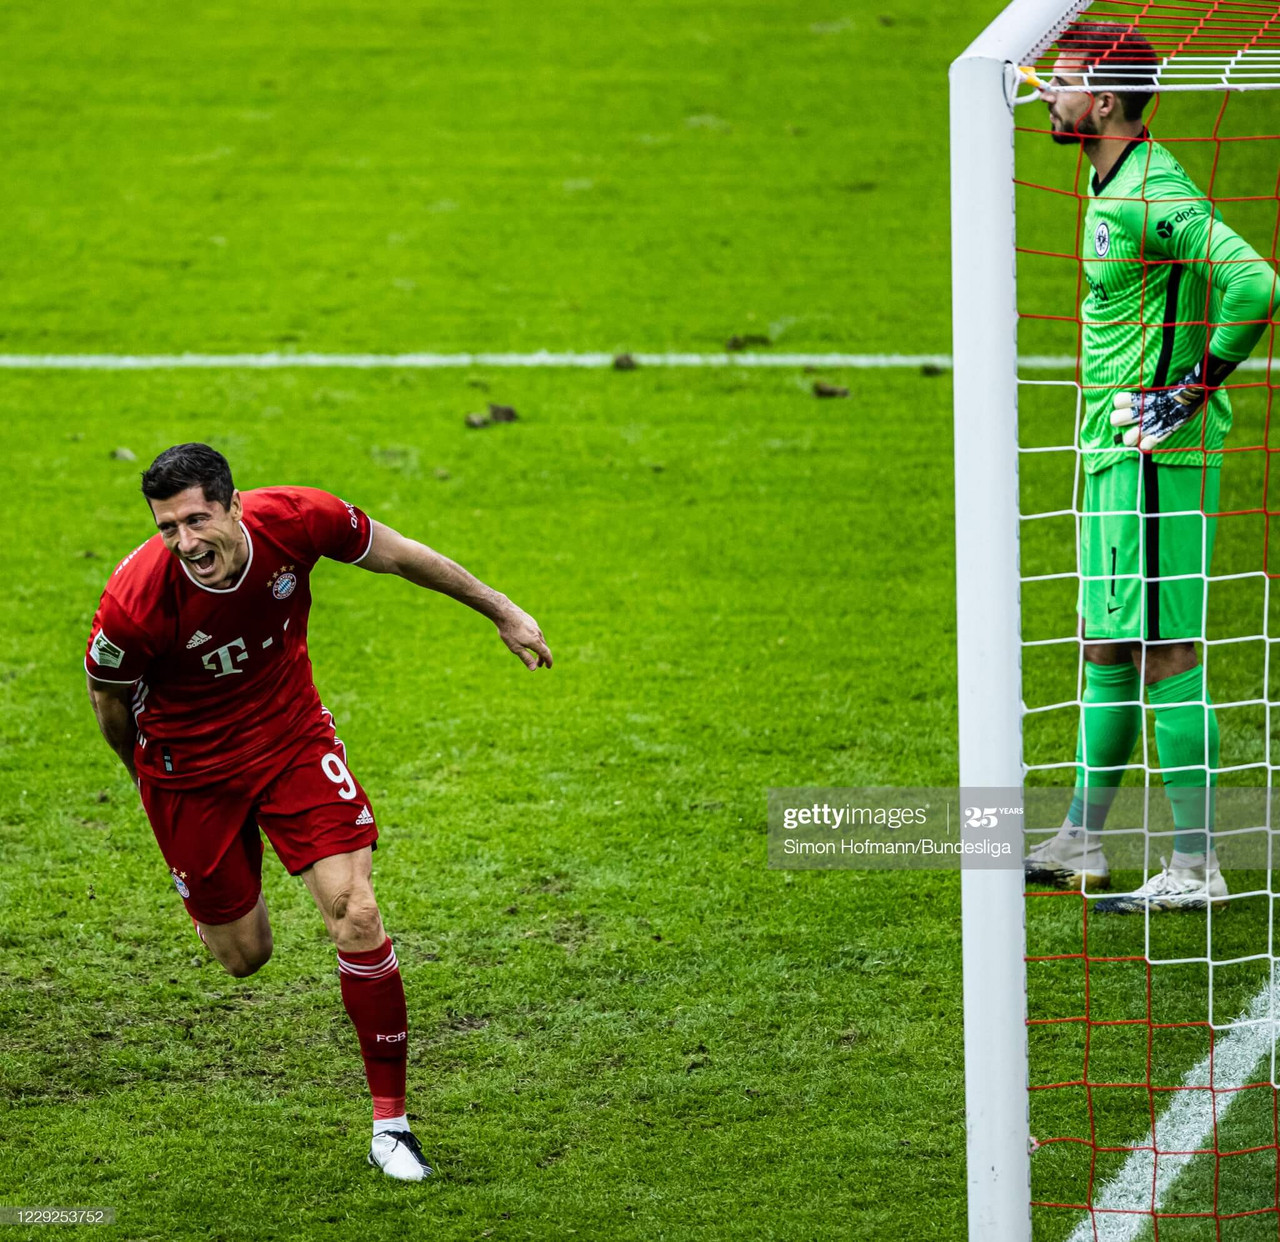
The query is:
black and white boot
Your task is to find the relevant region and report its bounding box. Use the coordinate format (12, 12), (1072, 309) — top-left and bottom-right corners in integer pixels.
(368, 1129), (433, 1181)
(1024, 823), (1112, 892)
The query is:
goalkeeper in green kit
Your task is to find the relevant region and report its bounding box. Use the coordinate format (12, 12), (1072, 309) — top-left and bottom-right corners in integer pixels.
(1022, 22), (1278, 912)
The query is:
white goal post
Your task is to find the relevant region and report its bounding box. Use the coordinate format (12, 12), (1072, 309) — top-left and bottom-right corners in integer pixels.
(950, 8), (1043, 1238)
(953, 2), (1280, 1239)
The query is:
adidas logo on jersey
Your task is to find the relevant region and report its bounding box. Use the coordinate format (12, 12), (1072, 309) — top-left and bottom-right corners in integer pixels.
(355, 805), (374, 826)
(186, 630), (212, 650)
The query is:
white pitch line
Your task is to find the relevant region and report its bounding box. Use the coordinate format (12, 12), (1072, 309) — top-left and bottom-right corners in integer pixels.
(1066, 978), (1278, 1242)
(0, 352), (1269, 372)
(0, 351), (951, 370)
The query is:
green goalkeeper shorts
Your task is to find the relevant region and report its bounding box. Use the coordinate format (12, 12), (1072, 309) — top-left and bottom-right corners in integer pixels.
(1078, 458), (1219, 642)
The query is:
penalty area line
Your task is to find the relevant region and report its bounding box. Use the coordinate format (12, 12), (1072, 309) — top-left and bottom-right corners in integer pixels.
(1065, 977), (1278, 1242)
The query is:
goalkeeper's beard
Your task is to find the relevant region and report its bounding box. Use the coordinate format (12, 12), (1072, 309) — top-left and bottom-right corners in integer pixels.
(1050, 110), (1099, 146)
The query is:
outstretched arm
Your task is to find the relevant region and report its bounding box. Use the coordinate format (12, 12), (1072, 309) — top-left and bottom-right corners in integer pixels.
(86, 676), (139, 782)
(356, 520), (553, 670)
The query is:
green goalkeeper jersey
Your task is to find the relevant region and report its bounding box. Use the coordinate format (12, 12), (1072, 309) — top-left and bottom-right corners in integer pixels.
(1079, 132), (1276, 473)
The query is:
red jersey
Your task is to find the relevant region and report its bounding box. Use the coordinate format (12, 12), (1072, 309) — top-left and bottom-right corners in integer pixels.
(84, 486), (374, 788)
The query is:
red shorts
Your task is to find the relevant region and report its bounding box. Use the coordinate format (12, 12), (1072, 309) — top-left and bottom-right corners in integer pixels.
(138, 718), (379, 925)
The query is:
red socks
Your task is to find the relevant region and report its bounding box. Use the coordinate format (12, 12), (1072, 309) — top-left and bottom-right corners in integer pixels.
(337, 935), (409, 1120)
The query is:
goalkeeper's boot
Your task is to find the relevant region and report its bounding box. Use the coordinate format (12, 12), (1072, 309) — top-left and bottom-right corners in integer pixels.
(368, 1129), (433, 1182)
(1094, 857), (1228, 915)
(1023, 825), (1111, 892)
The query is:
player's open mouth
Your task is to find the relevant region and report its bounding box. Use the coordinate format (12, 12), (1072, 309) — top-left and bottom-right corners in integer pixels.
(187, 550), (218, 575)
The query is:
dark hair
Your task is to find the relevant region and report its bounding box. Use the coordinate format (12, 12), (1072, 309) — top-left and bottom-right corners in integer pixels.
(141, 443), (235, 509)
(1057, 22), (1158, 121)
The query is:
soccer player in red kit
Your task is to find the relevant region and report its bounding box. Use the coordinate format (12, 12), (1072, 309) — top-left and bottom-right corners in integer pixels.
(84, 443), (552, 1182)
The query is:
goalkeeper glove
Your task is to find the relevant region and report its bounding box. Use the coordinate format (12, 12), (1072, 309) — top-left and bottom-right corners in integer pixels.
(1110, 353), (1236, 452)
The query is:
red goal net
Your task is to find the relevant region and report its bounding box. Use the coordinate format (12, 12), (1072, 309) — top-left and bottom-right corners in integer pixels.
(1012, 3), (1280, 1238)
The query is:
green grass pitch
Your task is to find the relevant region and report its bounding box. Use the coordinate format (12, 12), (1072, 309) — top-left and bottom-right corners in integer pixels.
(2, 366), (961, 1242)
(2, 2), (1279, 1239)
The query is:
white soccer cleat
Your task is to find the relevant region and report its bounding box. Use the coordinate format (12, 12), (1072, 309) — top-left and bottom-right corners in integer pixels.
(1023, 827), (1112, 892)
(368, 1129), (433, 1182)
(1094, 857), (1228, 915)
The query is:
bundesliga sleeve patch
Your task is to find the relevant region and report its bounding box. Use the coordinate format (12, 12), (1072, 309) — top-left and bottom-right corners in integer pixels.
(90, 628), (126, 669)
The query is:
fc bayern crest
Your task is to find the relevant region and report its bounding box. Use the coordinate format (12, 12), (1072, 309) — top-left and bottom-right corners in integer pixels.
(1094, 221), (1110, 257)
(171, 869), (190, 899)
(272, 571), (297, 600)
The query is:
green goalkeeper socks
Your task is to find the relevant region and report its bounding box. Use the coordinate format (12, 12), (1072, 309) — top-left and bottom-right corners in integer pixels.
(1065, 661), (1219, 857)
(1067, 661), (1143, 832)
(1149, 664), (1219, 858)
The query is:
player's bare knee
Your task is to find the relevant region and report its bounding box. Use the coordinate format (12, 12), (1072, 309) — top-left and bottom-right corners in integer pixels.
(1084, 639), (1130, 665)
(214, 926), (273, 977)
(335, 899), (383, 947)
(222, 942), (272, 978)
(1143, 641), (1198, 684)
(328, 886), (354, 924)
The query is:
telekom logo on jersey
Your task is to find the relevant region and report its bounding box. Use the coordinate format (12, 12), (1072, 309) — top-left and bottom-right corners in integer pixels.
(202, 637), (249, 678)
